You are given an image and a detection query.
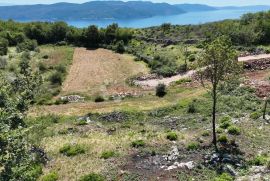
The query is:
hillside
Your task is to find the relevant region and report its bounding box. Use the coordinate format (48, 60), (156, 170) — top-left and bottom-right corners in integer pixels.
(0, 1), (185, 20)
(174, 3), (217, 12)
(1, 8), (270, 181)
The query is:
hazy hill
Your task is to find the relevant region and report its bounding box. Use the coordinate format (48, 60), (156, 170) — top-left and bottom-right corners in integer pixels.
(0, 1), (185, 20)
(174, 3), (217, 12)
(0, 1), (269, 21)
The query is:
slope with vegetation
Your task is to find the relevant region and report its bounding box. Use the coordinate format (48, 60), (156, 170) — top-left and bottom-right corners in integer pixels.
(0, 9), (270, 181)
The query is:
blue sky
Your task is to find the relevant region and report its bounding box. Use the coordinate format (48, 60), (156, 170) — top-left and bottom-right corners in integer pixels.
(1, 0), (270, 6)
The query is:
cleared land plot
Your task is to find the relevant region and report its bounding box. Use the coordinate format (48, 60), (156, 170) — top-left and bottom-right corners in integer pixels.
(62, 48), (149, 96)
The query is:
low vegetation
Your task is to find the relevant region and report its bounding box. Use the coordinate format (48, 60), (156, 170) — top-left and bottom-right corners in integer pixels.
(1, 8), (270, 181)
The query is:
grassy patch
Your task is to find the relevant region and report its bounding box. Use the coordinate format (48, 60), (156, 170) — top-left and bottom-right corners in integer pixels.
(59, 144), (86, 157)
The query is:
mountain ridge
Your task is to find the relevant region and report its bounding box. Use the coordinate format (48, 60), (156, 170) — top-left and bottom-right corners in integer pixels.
(0, 1), (269, 21)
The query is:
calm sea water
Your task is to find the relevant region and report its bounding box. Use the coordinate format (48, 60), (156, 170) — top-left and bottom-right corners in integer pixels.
(66, 8), (270, 28)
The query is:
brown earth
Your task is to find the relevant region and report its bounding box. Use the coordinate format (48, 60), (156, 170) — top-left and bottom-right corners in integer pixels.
(62, 48), (149, 96)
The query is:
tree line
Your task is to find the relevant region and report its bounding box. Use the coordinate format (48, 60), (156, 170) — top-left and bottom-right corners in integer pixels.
(0, 20), (133, 55)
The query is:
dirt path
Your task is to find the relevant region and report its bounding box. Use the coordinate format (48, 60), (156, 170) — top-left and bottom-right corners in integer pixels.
(62, 48), (148, 96)
(135, 54), (270, 88)
(238, 54), (270, 62)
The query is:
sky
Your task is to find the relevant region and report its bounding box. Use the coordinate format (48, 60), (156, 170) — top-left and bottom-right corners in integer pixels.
(1, 0), (270, 6)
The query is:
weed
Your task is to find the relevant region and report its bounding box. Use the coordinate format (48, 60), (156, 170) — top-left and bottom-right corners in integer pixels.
(166, 132), (178, 141)
(227, 126), (241, 135)
(79, 173), (105, 181)
(100, 151), (116, 159)
(41, 172), (58, 181)
(59, 144), (85, 157)
(187, 142), (199, 151)
(217, 134), (228, 143)
(131, 140), (145, 148)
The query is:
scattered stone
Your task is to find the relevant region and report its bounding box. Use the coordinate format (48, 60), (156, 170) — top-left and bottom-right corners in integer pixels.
(100, 111), (127, 122)
(223, 164), (238, 176)
(77, 116), (92, 124)
(61, 95), (85, 103)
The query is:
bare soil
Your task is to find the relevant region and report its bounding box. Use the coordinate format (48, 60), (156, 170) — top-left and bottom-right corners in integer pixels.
(62, 48), (148, 96)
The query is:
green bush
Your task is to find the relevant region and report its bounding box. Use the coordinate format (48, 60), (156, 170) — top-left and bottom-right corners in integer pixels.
(0, 56), (7, 69)
(59, 144), (85, 156)
(250, 112), (261, 119)
(227, 126), (241, 135)
(0, 38), (8, 56)
(41, 172), (58, 181)
(76, 120), (88, 126)
(49, 72), (63, 85)
(38, 62), (48, 72)
(156, 83), (167, 97)
(219, 116), (232, 129)
(16, 39), (38, 52)
(214, 173), (233, 181)
(250, 155), (268, 166)
(131, 140), (145, 148)
(186, 142), (199, 151)
(115, 40), (125, 53)
(219, 121), (232, 129)
(188, 54), (196, 62)
(166, 132), (178, 141)
(187, 101), (196, 113)
(175, 78), (192, 85)
(100, 151), (116, 159)
(55, 64), (66, 74)
(217, 134), (228, 143)
(202, 131), (210, 137)
(94, 95), (105, 102)
(79, 173), (105, 181)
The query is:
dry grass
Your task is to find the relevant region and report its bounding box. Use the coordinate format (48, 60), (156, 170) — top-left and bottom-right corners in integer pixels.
(39, 121), (185, 180)
(30, 86), (206, 116)
(62, 48), (149, 96)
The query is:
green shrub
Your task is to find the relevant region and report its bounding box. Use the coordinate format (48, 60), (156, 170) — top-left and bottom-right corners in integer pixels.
(100, 151), (116, 159)
(220, 116), (231, 123)
(186, 142), (199, 151)
(187, 101), (196, 113)
(188, 54), (196, 62)
(55, 64), (66, 74)
(43, 55), (49, 59)
(218, 134), (228, 143)
(49, 72), (63, 85)
(0, 56), (7, 69)
(131, 140), (145, 148)
(41, 172), (58, 181)
(16, 39), (38, 52)
(156, 83), (167, 97)
(115, 40), (125, 53)
(250, 155), (268, 166)
(250, 112), (261, 119)
(214, 173), (233, 181)
(175, 78), (192, 85)
(94, 95), (105, 102)
(227, 126), (241, 135)
(166, 132), (178, 141)
(202, 131), (210, 137)
(216, 128), (223, 134)
(38, 62), (48, 72)
(0, 38), (8, 56)
(219, 116), (232, 129)
(219, 121), (232, 129)
(75, 120), (88, 126)
(59, 144), (85, 156)
(79, 173), (105, 181)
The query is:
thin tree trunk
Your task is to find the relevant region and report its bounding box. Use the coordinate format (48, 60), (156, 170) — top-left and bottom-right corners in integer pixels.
(263, 99), (268, 120)
(212, 85), (218, 151)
